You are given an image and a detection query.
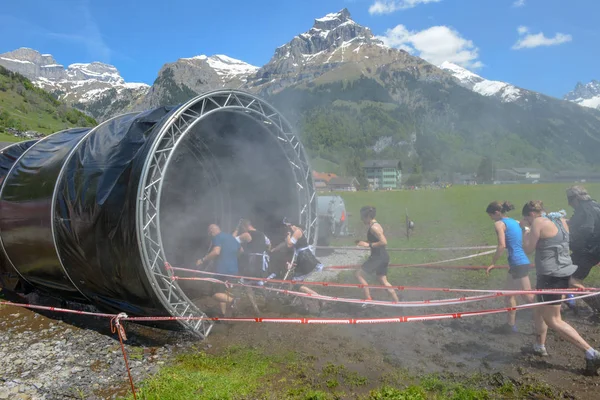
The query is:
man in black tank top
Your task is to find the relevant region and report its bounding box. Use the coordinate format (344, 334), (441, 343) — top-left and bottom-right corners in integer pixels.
(270, 219), (323, 313)
(234, 219), (271, 314)
(235, 219), (271, 279)
(355, 206), (399, 303)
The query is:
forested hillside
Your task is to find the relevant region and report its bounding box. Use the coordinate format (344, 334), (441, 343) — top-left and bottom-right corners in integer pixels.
(0, 65), (96, 140)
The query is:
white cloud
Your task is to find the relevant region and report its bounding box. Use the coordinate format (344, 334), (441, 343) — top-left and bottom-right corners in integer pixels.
(369, 0), (442, 15)
(513, 0), (525, 7)
(512, 26), (572, 50)
(377, 24), (483, 69)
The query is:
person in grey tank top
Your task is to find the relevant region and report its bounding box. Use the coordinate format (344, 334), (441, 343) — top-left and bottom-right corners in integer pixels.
(521, 200), (600, 374)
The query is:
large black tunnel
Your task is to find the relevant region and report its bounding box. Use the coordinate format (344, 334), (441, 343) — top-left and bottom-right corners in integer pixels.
(0, 91), (317, 338)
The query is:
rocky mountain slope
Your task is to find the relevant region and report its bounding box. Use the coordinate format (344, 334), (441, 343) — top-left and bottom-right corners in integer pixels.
(138, 54), (258, 109)
(0, 48), (148, 121)
(564, 80), (600, 110)
(1, 8), (600, 175)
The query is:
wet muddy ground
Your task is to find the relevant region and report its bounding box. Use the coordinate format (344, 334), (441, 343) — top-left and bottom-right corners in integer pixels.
(2, 249), (600, 399)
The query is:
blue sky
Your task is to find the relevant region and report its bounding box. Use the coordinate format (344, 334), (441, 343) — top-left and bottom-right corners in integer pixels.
(0, 0), (597, 98)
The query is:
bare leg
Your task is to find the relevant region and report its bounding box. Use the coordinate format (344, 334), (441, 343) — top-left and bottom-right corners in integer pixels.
(517, 275), (535, 304)
(505, 274), (517, 326)
(245, 287), (260, 314)
(506, 274), (535, 325)
(356, 270), (371, 299)
(213, 292), (233, 316)
(298, 285), (321, 313)
(378, 275), (399, 302)
(534, 307), (547, 346)
(542, 305), (594, 352)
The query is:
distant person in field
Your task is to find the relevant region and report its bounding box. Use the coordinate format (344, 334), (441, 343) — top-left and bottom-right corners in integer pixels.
(521, 200), (600, 373)
(233, 218), (271, 314)
(196, 224), (241, 317)
(355, 206), (399, 304)
(566, 186), (600, 318)
(485, 201), (534, 333)
(270, 219), (323, 313)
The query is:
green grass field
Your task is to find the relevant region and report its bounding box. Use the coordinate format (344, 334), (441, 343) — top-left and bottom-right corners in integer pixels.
(330, 183), (600, 289)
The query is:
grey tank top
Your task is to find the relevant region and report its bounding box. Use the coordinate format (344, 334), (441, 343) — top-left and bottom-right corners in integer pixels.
(535, 219), (577, 277)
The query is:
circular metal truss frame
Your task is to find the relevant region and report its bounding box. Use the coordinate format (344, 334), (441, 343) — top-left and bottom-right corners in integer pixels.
(136, 90), (317, 338)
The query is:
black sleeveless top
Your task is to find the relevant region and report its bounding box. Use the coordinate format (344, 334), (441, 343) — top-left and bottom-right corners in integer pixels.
(244, 230), (269, 254)
(367, 222), (387, 258)
(293, 233), (310, 250)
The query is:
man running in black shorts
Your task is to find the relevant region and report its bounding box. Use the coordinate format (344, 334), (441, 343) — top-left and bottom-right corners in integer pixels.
(355, 206), (399, 303)
(567, 186), (600, 317)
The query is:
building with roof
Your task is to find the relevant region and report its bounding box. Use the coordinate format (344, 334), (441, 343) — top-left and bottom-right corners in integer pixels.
(363, 160), (401, 190)
(327, 176), (359, 191)
(312, 171), (338, 191)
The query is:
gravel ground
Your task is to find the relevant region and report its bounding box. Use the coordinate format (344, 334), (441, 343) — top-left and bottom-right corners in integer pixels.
(0, 293), (195, 400)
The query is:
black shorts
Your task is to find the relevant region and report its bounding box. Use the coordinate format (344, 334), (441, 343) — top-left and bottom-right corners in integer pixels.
(295, 250), (321, 276)
(536, 275), (571, 303)
(571, 252), (600, 281)
(508, 264), (531, 279)
(361, 254), (390, 277)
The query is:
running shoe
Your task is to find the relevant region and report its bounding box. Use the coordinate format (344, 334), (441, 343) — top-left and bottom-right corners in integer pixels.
(586, 351), (600, 375)
(532, 345), (549, 357)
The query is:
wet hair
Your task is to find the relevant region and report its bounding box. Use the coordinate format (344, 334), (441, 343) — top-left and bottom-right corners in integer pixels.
(486, 201), (514, 214)
(522, 200), (544, 216)
(239, 219), (252, 230)
(360, 206), (376, 220)
(566, 185), (591, 202)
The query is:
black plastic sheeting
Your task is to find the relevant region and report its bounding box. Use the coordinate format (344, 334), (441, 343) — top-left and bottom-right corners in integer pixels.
(0, 129), (90, 296)
(0, 92), (313, 331)
(53, 108), (173, 316)
(0, 140), (38, 287)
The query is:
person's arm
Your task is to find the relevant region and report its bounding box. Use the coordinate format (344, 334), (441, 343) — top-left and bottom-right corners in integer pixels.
(523, 219), (542, 255)
(197, 246), (221, 266)
(286, 227), (303, 248)
(265, 236), (272, 252)
(487, 221), (506, 275)
(237, 232), (252, 244)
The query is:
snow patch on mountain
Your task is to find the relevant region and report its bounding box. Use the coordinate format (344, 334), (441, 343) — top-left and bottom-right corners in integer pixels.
(564, 80), (600, 110)
(439, 61), (524, 103)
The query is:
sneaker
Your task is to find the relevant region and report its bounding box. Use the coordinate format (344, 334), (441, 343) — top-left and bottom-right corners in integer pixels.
(532, 345), (549, 357)
(585, 351), (600, 375)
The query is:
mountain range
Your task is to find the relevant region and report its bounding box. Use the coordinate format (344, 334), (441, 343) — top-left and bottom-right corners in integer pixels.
(1, 8), (600, 175)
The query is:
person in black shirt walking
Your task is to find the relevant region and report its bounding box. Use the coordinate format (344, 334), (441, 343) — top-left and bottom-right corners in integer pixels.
(355, 206), (399, 303)
(234, 219), (271, 313)
(566, 186), (600, 317)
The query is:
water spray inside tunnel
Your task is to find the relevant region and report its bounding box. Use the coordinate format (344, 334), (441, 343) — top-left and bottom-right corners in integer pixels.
(0, 90), (318, 338)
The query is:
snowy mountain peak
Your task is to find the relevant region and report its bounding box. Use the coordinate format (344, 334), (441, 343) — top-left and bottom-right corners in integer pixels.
(439, 61), (524, 103)
(206, 55), (259, 76)
(313, 8), (353, 30)
(564, 79), (600, 110)
(180, 54), (259, 77)
(66, 62), (125, 84)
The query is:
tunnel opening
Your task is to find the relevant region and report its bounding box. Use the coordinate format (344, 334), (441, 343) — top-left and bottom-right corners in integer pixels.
(137, 90), (317, 337)
(159, 111), (300, 288)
